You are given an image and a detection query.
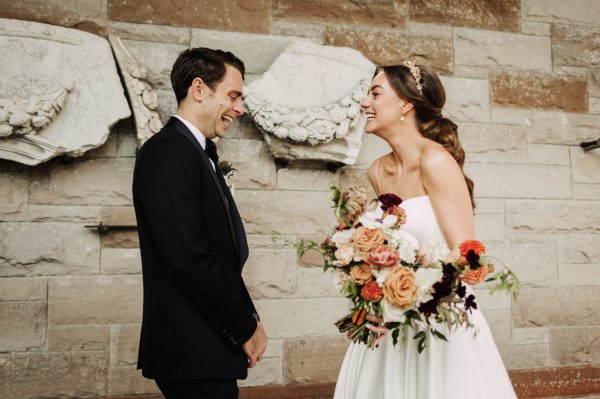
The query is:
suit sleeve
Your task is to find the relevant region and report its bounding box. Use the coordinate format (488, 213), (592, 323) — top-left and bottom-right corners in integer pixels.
(134, 138), (256, 349)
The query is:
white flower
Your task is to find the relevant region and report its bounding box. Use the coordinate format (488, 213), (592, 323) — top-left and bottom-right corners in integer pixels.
(414, 267), (443, 304)
(381, 298), (407, 323)
(387, 230), (420, 264)
(332, 229), (354, 246)
(426, 243), (450, 265)
(332, 270), (349, 291)
(371, 267), (390, 286)
(358, 204), (397, 229)
(334, 244), (354, 266)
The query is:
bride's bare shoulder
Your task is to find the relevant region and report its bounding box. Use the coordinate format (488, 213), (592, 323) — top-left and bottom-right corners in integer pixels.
(420, 143), (456, 171)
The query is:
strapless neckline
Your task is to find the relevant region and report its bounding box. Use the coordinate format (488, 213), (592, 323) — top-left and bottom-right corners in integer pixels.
(401, 195), (429, 204)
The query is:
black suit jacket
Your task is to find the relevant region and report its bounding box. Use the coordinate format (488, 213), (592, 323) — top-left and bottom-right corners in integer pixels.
(133, 117), (258, 380)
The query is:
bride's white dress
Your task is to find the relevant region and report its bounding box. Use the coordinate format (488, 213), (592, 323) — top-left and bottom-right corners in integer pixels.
(334, 196), (516, 399)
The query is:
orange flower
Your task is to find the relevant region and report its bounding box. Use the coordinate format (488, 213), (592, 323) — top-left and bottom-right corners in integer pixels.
(349, 264), (373, 285)
(361, 281), (383, 302)
(388, 205), (407, 225)
(459, 240), (486, 257)
(383, 267), (417, 309)
(352, 227), (386, 254)
(366, 245), (400, 269)
(461, 266), (490, 285)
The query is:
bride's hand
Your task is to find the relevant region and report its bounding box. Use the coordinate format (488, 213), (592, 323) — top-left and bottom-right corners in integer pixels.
(365, 314), (389, 347)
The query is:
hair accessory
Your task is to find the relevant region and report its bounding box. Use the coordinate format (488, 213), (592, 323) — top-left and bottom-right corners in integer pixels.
(403, 61), (423, 95)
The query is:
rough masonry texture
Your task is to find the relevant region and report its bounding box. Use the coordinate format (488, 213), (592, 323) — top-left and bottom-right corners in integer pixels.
(0, 0), (599, 397)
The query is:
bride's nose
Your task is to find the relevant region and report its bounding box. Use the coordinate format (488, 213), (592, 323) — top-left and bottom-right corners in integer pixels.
(360, 97), (370, 109)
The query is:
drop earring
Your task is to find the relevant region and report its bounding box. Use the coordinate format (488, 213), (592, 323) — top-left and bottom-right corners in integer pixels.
(400, 114), (405, 121)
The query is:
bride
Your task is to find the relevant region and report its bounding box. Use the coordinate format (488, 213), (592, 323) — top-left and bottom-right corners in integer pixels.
(333, 63), (517, 398)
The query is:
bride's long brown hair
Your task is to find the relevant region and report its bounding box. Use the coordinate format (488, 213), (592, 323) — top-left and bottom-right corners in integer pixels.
(379, 64), (475, 210)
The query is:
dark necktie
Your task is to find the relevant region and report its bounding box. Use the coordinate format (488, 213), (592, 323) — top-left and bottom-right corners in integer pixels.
(205, 139), (219, 166)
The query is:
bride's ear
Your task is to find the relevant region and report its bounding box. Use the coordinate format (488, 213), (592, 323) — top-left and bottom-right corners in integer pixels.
(402, 101), (414, 114)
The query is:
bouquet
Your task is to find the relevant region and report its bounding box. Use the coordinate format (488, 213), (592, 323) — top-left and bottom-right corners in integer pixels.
(298, 183), (519, 352)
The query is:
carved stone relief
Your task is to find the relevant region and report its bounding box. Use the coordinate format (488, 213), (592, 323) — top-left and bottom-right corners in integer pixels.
(243, 41), (376, 165)
(0, 19), (130, 165)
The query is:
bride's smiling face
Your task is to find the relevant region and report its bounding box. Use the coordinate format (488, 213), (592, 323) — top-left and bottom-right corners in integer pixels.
(361, 72), (406, 135)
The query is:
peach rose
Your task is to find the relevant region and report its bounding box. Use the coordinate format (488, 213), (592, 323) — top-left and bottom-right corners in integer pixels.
(349, 263), (373, 285)
(461, 266), (490, 285)
(366, 245), (400, 269)
(334, 244), (355, 266)
(383, 267), (417, 309)
(352, 226), (386, 254)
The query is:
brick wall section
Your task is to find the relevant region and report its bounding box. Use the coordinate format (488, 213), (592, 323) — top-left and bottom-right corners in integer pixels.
(1, 0), (600, 397)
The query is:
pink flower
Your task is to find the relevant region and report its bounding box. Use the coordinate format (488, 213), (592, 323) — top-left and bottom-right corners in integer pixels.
(366, 245), (400, 269)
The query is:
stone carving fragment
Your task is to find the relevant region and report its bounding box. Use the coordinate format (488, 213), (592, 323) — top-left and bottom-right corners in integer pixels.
(244, 41), (375, 165)
(0, 19), (130, 165)
(109, 35), (162, 144)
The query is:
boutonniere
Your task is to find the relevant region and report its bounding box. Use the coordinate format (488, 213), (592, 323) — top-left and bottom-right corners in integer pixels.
(217, 160), (237, 197)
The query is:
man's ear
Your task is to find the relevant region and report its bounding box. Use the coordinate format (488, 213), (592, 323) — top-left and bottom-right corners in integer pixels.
(189, 77), (205, 102)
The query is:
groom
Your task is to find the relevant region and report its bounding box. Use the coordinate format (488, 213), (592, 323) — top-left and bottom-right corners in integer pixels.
(132, 47), (267, 398)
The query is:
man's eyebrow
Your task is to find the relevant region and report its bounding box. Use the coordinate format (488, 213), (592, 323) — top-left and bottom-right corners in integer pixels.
(230, 90), (243, 97)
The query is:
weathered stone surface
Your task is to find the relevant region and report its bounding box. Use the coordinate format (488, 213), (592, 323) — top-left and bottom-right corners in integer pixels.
(0, 19), (130, 165)
(30, 157), (134, 206)
(242, 248), (297, 298)
(116, 118), (138, 157)
(277, 168), (339, 191)
(110, 324), (140, 366)
(108, 366), (160, 396)
(108, 21), (190, 44)
(490, 71), (587, 113)
(0, 0), (108, 36)
(86, 130), (118, 157)
(240, 357), (283, 387)
(0, 277), (46, 301)
(573, 183), (600, 200)
(0, 222), (99, 277)
(297, 267), (344, 298)
(224, 115), (263, 141)
(590, 70), (600, 97)
(101, 230), (140, 249)
(507, 200), (600, 233)
(511, 327), (549, 346)
(485, 309), (512, 346)
(0, 351), (108, 398)
(28, 205), (101, 223)
(465, 164), (571, 199)
(0, 171), (28, 221)
(101, 206), (137, 226)
(590, 97), (600, 114)
(527, 111), (600, 145)
(109, 0), (270, 33)
(558, 235), (600, 264)
(489, 241), (557, 287)
(283, 336), (348, 383)
(270, 19), (326, 40)
(499, 344), (551, 369)
(490, 107), (530, 125)
(237, 190), (335, 235)
(474, 213), (505, 241)
(514, 287), (600, 327)
(521, 21), (551, 36)
(552, 24), (600, 68)
(454, 28), (552, 72)
(339, 169), (375, 197)
(326, 25), (453, 72)
(551, 326), (600, 365)
(47, 325), (109, 351)
(273, 0), (408, 27)
(522, 0), (600, 25)
(101, 248), (141, 274)
(439, 76), (490, 122)
(353, 132), (391, 170)
(410, 0), (519, 31)
(297, 235), (328, 268)
(254, 297), (349, 338)
(218, 139), (276, 189)
(559, 264), (600, 286)
(48, 276), (142, 324)
(0, 301), (45, 351)
(572, 147), (600, 184)
(461, 122), (526, 156)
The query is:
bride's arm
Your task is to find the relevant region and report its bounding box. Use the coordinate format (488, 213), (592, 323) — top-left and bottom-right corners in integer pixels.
(421, 147), (475, 255)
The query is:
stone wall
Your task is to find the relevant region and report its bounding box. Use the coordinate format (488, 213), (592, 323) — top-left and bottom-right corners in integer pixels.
(1, 0), (600, 397)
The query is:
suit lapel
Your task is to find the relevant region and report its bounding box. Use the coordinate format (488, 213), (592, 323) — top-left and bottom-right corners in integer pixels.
(165, 117), (240, 257)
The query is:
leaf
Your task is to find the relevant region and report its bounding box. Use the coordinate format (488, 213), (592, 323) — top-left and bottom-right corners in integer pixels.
(392, 328), (400, 347)
(431, 329), (448, 342)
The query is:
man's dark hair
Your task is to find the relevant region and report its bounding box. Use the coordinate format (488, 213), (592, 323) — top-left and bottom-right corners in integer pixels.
(170, 47), (245, 105)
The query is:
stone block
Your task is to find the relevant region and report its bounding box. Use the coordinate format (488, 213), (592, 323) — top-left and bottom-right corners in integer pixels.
(489, 240), (557, 287)
(527, 111), (600, 145)
(283, 336), (348, 383)
(409, 0), (519, 31)
(550, 326), (600, 365)
(573, 184), (600, 200)
(490, 107), (530, 125)
(273, 0), (408, 28)
(108, 366), (160, 396)
(242, 248), (297, 298)
(353, 133), (390, 170)
(461, 122), (526, 157)
(490, 71), (587, 113)
(513, 287), (600, 327)
(109, 0), (270, 33)
(0, 277), (46, 301)
(571, 146), (600, 184)
(499, 344), (551, 369)
(110, 324), (140, 366)
(521, 21), (551, 36)
(30, 157), (134, 206)
(239, 357), (283, 387)
(0, 301), (45, 351)
(559, 264), (600, 286)
(0, 351), (108, 398)
(325, 25), (453, 73)
(297, 267), (344, 298)
(263, 338), (284, 359)
(270, 19), (326, 40)
(224, 115), (263, 141)
(474, 213), (506, 241)
(218, 139), (276, 190)
(552, 24), (600, 68)
(108, 21), (190, 44)
(237, 190), (336, 235)
(484, 309), (512, 346)
(0, 222), (100, 277)
(439, 76), (490, 122)
(558, 235), (600, 264)
(101, 206), (137, 226)
(49, 276), (142, 325)
(47, 325), (109, 351)
(511, 327), (549, 346)
(28, 205), (101, 223)
(277, 168), (339, 191)
(116, 119), (139, 157)
(591, 97), (600, 114)
(0, 171), (28, 221)
(454, 28), (552, 72)
(508, 201), (600, 234)
(590, 70), (600, 97)
(254, 297), (350, 338)
(101, 248), (141, 274)
(522, 0), (600, 25)
(101, 230), (140, 249)
(465, 164), (571, 199)
(0, 0), (108, 36)
(86, 130), (118, 157)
